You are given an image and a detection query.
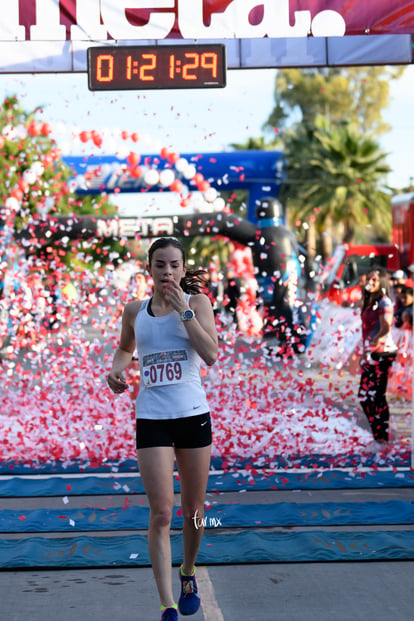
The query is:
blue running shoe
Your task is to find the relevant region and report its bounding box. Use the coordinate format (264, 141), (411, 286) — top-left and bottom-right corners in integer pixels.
(161, 607), (178, 621)
(178, 566), (200, 615)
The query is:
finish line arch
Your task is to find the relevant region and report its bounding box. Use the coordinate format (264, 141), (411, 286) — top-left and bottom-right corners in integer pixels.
(15, 199), (307, 349)
(62, 149), (307, 348)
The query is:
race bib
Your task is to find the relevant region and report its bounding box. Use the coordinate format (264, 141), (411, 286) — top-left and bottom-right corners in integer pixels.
(142, 349), (189, 388)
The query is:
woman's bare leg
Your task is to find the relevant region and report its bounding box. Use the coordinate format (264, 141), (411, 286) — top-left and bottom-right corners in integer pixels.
(174, 445), (211, 574)
(137, 446), (176, 608)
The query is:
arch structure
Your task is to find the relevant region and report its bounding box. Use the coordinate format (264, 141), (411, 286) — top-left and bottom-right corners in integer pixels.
(14, 212), (306, 351)
(63, 150), (284, 225)
(64, 150), (306, 347)
(3, 150), (307, 348)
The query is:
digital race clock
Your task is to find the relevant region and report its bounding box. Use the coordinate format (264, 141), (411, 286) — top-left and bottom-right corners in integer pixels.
(87, 44), (226, 91)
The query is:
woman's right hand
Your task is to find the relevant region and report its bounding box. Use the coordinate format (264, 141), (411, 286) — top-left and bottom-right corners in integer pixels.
(359, 351), (371, 368)
(107, 370), (129, 394)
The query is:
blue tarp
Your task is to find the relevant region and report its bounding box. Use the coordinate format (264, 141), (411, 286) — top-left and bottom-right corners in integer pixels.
(2, 501), (414, 533)
(1, 468), (413, 498)
(2, 529), (414, 568)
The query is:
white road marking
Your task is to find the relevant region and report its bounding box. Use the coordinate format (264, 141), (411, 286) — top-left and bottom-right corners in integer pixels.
(197, 565), (225, 621)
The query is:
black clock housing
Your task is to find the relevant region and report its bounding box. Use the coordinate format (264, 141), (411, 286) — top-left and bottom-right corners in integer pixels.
(87, 44), (226, 91)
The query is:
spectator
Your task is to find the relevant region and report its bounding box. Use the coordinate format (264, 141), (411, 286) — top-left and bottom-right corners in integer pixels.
(202, 269), (223, 316)
(391, 269), (407, 314)
(395, 285), (413, 329)
(358, 267), (397, 446)
(223, 269), (241, 327)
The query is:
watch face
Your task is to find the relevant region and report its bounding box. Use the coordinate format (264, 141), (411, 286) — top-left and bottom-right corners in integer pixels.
(182, 309), (195, 321)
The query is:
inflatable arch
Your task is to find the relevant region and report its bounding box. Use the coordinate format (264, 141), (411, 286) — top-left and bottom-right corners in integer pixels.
(13, 151), (308, 347)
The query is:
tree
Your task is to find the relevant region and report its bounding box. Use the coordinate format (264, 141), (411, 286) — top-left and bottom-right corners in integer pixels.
(260, 67), (405, 260)
(229, 136), (278, 151)
(182, 234), (229, 272)
(283, 116), (391, 260)
(0, 96), (126, 269)
(264, 66), (405, 136)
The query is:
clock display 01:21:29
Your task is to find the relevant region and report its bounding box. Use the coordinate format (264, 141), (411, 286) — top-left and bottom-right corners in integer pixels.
(87, 45), (227, 90)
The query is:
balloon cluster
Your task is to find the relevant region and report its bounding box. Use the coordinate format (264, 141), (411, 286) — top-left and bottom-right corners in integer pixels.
(0, 116), (68, 232)
(71, 128), (226, 213)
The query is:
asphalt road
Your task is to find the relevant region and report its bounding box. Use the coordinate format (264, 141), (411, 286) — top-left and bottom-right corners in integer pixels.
(2, 561), (414, 621)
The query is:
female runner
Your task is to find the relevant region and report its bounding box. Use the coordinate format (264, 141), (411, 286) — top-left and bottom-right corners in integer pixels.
(107, 237), (218, 620)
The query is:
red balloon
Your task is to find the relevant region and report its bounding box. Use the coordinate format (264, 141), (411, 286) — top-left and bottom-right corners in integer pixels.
(121, 130), (129, 140)
(197, 180), (211, 192)
(167, 152), (180, 164)
(169, 179), (184, 193)
(131, 132), (139, 142)
(10, 188), (23, 201)
(127, 151), (140, 167)
(27, 121), (40, 136)
(41, 122), (52, 136)
(79, 130), (91, 143)
(160, 147), (171, 159)
(193, 173), (204, 185)
(130, 165), (143, 178)
(92, 131), (103, 147)
(18, 178), (29, 193)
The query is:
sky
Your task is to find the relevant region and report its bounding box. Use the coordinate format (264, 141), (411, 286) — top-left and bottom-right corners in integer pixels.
(0, 63), (413, 201)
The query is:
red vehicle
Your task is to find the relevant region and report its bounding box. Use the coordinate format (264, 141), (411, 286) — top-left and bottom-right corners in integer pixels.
(391, 192), (414, 270)
(320, 192), (414, 305)
(319, 242), (401, 305)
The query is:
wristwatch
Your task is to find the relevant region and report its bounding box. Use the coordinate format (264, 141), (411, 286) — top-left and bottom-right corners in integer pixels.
(180, 308), (195, 321)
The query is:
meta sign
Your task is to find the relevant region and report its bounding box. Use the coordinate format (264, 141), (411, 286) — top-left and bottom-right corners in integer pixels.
(3, 1), (414, 42)
(1, 1), (413, 74)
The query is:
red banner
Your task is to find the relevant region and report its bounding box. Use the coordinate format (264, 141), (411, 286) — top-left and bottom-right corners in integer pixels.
(11, 0), (414, 41)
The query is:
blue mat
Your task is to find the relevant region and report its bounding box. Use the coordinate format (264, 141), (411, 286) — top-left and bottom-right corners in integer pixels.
(2, 529), (414, 568)
(0, 452), (411, 475)
(1, 469), (414, 498)
(2, 501), (414, 533)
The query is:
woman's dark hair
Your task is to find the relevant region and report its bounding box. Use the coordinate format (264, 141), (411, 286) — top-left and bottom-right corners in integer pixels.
(361, 266), (391, 311)
(148, 237), (206, 295)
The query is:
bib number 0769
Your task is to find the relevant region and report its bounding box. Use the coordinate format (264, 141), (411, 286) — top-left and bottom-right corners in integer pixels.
(149, 361), (182, 384)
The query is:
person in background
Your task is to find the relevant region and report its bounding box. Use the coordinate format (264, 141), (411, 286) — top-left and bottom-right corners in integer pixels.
(392, 269), (407, 287)
(130, 269), (150, 300)
(42, 272), (60, 332)
(395, 285), (413, 329)
(341, 273), (367, 307)
(223, 268), (241, 327)
(110, 268), (151, 328)
(202, 269), (224, 317)
(107, 237), (218, 621)
(391, 269), (407, 314)
(358, 268), (397, 447)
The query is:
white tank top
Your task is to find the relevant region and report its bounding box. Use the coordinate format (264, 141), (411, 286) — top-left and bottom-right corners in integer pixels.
(134, 294), (210, 419)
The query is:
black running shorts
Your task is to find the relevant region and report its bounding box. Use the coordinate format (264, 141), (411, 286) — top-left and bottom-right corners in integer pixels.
(136, 412), (212, 449)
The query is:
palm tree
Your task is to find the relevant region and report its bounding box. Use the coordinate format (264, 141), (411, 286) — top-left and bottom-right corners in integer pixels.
(284, 116), (391, 260)
(182, 234), (229, 271)
(229, 136), (279, 151)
